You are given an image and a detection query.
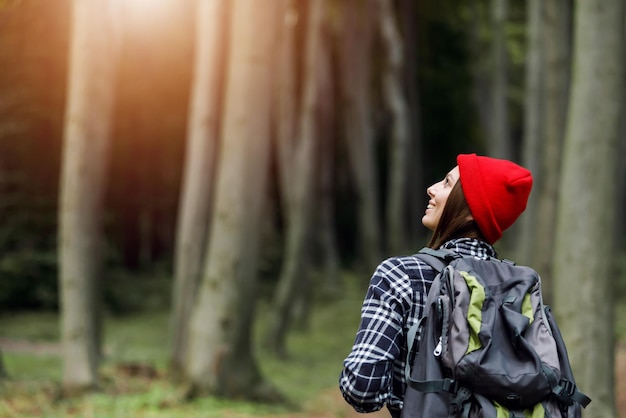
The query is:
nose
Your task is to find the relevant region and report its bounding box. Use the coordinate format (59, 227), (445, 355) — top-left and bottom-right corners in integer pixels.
(427, 183), (436, 197)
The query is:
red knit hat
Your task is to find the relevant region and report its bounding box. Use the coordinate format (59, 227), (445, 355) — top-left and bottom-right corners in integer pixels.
(457, 154), (533, 244)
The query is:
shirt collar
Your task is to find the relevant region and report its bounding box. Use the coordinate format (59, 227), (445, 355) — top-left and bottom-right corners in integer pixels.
(440, 237), (497, 259)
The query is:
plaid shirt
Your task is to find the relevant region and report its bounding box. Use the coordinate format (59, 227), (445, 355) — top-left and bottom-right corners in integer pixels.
(339, 238), (497, 417)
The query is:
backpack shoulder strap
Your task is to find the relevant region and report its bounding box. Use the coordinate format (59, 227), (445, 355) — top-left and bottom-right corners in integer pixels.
(543, 305), (592, 408)
(415, 247), (460, 272)
(404, 248), (460, 383)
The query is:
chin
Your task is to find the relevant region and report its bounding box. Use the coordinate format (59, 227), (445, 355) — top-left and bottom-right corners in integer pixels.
(421, 217), (435, 231)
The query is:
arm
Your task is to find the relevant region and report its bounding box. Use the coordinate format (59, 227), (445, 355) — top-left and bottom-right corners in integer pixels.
(339, 258), (409, 413)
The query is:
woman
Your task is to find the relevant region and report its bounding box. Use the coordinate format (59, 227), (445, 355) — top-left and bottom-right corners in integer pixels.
(339, 153), (533, 417)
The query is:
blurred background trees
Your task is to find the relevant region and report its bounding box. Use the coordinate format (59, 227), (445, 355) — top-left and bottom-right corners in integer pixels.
(169, 0), (225, 377)
(182, 0), (279, 399)
(0, 0), (624, 416)
(58, 0), (122, 393)
(552, 2), (624, 417)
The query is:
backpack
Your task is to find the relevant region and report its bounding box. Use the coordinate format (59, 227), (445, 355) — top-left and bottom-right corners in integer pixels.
(401, 248), (591, 418)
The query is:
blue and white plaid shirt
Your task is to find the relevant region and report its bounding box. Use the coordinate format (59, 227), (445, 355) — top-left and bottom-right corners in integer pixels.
(339, 238), (497, 417)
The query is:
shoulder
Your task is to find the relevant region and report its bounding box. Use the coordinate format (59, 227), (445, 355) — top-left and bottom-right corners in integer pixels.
(363, 254), (438, 319)
(370, 254), (439, 295)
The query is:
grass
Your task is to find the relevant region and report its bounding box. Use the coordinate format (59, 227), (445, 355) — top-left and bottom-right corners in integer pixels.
(0, 272), (368, 418)
(1, 268), (625, 418)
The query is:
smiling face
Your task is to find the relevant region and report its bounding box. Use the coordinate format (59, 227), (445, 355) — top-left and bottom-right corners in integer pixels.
(422, 166), (460, 231)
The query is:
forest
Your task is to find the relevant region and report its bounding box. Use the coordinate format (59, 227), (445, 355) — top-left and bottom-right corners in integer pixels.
(0, 0), (625, 417)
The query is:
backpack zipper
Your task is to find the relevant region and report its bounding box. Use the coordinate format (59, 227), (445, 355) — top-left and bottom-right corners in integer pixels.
(434, 336), (443, 357)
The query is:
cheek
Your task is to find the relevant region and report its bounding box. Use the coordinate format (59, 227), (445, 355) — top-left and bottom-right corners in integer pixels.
(436, 193), (448, 208)
(434, 192), (451, 218)
(434, 206), (444, 224)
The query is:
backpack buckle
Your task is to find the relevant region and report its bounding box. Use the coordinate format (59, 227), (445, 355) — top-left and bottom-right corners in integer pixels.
(441, 378), (459, 394)
(449, 386), (472, 415)
(504, 393), (523, 409)
(553, 379), (576, 402)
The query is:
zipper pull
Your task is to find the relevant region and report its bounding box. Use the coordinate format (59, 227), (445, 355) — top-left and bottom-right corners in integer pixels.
(433, 336), (443, 357)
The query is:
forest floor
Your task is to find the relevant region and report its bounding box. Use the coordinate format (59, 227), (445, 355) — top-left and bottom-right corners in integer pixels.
(0, 335), (381, 418)
(0, 338), (625, 417)
(1, 271), (625, 418)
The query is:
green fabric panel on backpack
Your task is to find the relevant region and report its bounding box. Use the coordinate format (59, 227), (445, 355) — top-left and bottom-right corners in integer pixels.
(522, 293), (534, 324)
(494, 402), (545, 418)
(460, 271), (485, 354)
(493, 402), (508, 418)
(525, 402), (545, 418)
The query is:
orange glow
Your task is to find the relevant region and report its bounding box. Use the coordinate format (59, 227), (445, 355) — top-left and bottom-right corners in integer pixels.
(123, 0), (173, 32)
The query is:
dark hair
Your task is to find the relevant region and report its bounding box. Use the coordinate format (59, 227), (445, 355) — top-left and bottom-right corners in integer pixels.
(427, 180), (484, 249)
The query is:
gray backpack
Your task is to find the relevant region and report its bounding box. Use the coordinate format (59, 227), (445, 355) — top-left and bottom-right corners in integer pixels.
(401, 248), (591, 418)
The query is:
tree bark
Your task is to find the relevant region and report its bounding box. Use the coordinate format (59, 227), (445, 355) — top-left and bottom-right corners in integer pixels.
(58, 0), (120, 394)
(619, 103), (626, 249)
(337, 0), (381, 270)
(618, 20), (626, 249)
(398, 0), (425, 250)
(183, 0), (280, 401)
(489, 0), (510, 160)
(530, 0), (571, 302)
(377, 0), (410, 255)
(317, 31), (340, 291)
(515, 0), (544, 264)
(274, 0), (298, 216)
(469, 3), (491, 151)
(169, 0), (227, 376)
(553, 1), (624, 417)
(266, 0), (326, 358)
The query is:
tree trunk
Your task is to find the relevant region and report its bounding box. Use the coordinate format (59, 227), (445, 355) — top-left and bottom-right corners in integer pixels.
(169, 0), (227, 376)
(183, 0), (280, 401)
(274, 0), (297, 216)
(337, 0), (381, 270)
(317, 34), (340, 292)
(377, 0), (410, 255)
(398, 0), (425, 250)
(618, 21), (626, 249)
(530, 0), (571, 303)
(553, 1), (624, 417)
(58, 0), (120, 394)
(516, 0), (544, 264)
(266, 0), (325, 358)
(619, 103), (626, 249)
(489, 0), (510, 160)
(467, 2), (493, 155)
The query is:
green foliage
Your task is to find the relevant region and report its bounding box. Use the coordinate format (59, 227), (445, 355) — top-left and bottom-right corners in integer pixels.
(0, 251), (58, 311)
(1, 270), (625, 416)
(104, 271), (172, 315)
(2, 353), (60, 381)
(0, 253), (174, 314)
(0, 311), (58, 341)
(0, 272), (368, 417)
(256, 271), (365, 404)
